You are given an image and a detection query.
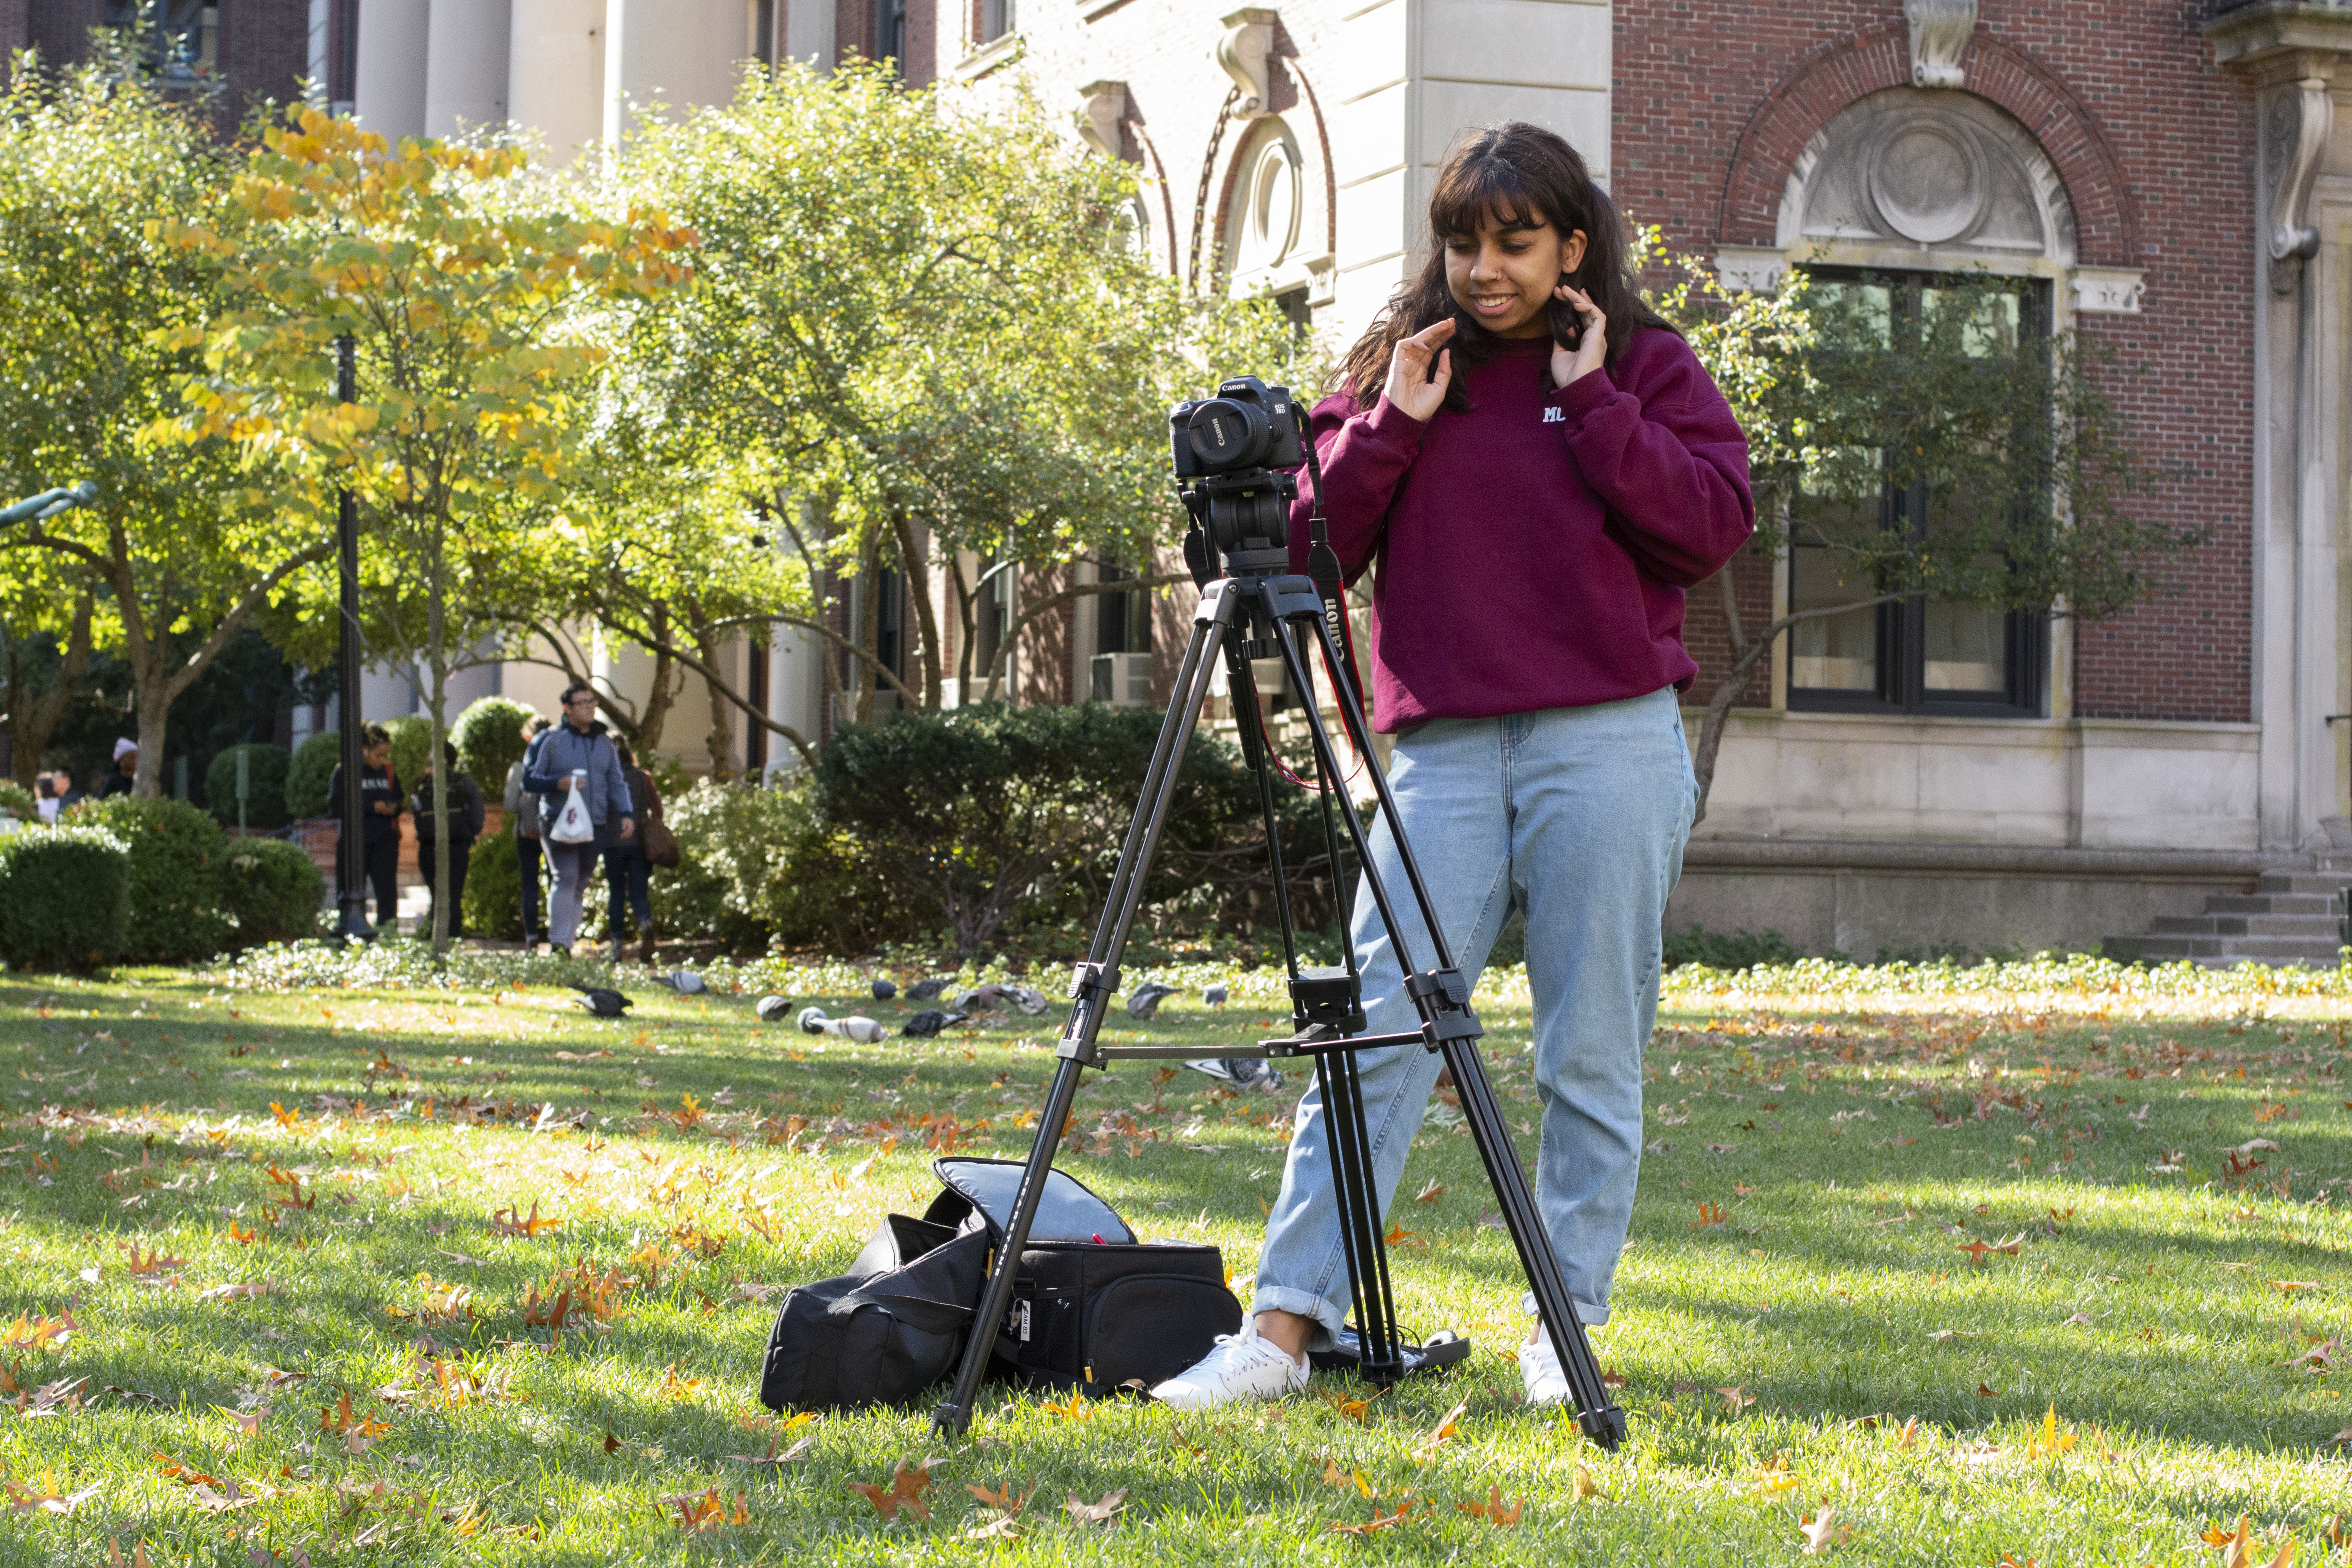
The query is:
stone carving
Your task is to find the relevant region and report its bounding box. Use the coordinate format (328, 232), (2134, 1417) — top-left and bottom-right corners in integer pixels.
(2067, 268), (2144, 314)
(1075, 80), (1126, 159)
(1786, 88), (2075, 265)
(2262, 73), (2332, 294)
(1216, 8), (1279, 120)
(1904, 0), (1975, 90)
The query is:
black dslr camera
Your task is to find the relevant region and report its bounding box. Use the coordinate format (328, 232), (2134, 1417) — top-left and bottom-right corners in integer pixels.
(1171, 376), (1305, 583)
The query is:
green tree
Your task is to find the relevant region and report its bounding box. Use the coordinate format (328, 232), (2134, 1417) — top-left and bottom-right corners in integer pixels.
(152, 108), (694, 954)
(0, 56), (333, 798)
(1651, 242), (2202, 822)
(611, 62), (1302, 730)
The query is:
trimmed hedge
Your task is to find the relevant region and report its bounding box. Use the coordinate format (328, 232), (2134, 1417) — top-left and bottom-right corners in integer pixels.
(452, 698), (539, 800)
(61, 796), (234, 963)
(205, 743), (293, 831)
(652, 774), (910, 955)
(0, 779), (37, 821)
(383, 716), (432, 802)
(286, 731), (340, 820)
(219, 837), (325, 946)
(0, 824), (130, 970)
(462, 819), (525, 941)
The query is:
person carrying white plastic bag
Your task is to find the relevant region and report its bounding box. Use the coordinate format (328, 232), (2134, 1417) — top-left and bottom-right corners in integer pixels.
(521, 683), (634, 956)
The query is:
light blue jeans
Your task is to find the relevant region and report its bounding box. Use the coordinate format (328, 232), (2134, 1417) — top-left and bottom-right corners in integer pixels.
(1252, 688), (1696, 1342)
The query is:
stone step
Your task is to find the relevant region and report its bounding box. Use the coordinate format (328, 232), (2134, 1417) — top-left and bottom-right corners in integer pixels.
(2150, 912), (2343, 938)
(2256, 871), (2352, 896)
(2205, 893), (2340, 916)
(2106, 932), (2347, 965)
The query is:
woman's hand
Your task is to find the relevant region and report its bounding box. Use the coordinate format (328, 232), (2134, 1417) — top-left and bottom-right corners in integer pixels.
(1382, 318), (1456, 422)
(1552, 285), (1606, 388)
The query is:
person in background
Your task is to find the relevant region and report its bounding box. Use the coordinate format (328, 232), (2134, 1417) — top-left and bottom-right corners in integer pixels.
(521, 685), (633, 958)
(410, 741), (485, 940)
(96, 738), (138, 798)
(326, 724), (403, 931)
(34, 774), (58, 823)
(505, 715), (551, 951)
(50, 769), (83, 813)
(602, 739), (660, 963)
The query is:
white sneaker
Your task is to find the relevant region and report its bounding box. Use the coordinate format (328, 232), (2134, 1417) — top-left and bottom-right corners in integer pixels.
(1518, 1329), (1570, 1407)
(1150, 1325), (1309, 1410)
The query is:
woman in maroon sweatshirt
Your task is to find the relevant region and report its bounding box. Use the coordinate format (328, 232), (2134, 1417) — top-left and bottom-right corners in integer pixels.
(1155, 123), (1754, 1410)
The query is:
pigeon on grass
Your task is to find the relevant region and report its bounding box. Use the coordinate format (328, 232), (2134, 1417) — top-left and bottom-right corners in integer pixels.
(655, 970), (706, 995)
(1008, 986), (1050, 1015)
(754, 995), (793, 1023)
(1184, 1057), (1283, 1091)
(901, 1009), (967, 1039)
(1202, 985), (1229, 1008)
(1126, 982), (1178, 1020)
(798, 1006), (887, 1044)
(568, 985), (632, 1018)
(870, 978), (897, 1001)
(905, 978), (950, 1002)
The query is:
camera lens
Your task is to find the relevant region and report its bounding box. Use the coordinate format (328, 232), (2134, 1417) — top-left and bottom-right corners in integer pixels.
(1185, 397), (1270, 470)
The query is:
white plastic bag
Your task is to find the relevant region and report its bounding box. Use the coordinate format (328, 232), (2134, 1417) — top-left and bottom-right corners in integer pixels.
(547, 769), (594, 844)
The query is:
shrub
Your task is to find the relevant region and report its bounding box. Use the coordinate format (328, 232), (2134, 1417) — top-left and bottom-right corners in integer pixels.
(218, 837), (324, 945)
(452, 698), (538, 799)
(58, 796), (232, 963)
(204, 743), (293, 831)
(0, 779), (37, 822)
(655, 774), (912, 955)
(0, 825), (130, 970)
(1661, 924), (1801, 972)
(814, 703), (1334, 956)
(463, 819), (525, 940)
(286, 731), (341, 819)
(382, 716), (433, 798)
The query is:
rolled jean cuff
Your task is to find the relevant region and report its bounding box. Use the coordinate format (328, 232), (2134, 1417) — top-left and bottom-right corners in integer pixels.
(1520, 1289), (1610, 1328)
(1247, 1285), (1349, 1350)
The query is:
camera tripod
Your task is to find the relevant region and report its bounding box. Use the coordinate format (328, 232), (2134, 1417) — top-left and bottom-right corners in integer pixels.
(928, 511), (1627, 1450)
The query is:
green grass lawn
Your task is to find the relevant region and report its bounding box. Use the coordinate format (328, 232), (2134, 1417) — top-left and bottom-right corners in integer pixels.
(0, 944), (2347, 1565)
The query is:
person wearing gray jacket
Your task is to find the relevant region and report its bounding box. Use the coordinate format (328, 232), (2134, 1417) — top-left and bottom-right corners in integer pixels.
(521, 684), (635, 955)
(505, 714), (551, 950)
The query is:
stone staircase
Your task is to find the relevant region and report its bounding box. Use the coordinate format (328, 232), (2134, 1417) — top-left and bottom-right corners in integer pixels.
(2104, 858), (2352, 968)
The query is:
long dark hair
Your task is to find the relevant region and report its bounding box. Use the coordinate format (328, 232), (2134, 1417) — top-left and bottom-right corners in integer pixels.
(1334, 122), (1673, 410)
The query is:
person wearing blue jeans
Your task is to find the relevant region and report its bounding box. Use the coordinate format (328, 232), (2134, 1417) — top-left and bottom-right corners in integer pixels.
(1151, 123), (1751, 1409)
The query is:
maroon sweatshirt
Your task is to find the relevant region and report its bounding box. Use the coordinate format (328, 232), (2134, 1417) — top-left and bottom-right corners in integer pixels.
(1287, 327), (1754, 731)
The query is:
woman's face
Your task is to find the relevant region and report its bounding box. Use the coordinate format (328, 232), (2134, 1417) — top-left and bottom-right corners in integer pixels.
(363, 743), (390, 769)
(1443, 208), (1589, 339)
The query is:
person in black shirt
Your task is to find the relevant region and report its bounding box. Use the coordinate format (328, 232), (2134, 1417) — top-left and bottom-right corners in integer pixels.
(326, 725), (403, 929)
(96, 738), (138, 798)
(409, 741), (484, 939)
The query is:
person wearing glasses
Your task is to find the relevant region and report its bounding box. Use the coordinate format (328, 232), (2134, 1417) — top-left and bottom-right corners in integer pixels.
(520, 684), (635, 957)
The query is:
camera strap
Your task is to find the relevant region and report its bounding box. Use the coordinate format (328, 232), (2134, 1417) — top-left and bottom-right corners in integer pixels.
(1299, 421), (1370, 771)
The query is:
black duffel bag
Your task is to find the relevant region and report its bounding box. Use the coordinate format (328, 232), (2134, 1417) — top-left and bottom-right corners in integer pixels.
(923, 1157), (1242, 1398)
(757, 1158), (1241, 1411)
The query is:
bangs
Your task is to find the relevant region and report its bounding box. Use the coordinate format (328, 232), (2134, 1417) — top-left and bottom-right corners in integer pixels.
(1428, 154), (1550, 240)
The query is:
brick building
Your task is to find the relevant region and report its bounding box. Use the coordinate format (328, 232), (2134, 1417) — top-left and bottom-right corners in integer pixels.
(0, 0), (323, 127)
(335, 0), (2352, 958)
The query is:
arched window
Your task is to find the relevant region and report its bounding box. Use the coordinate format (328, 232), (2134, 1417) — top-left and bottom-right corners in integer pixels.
(1767, 88), (2083, 719)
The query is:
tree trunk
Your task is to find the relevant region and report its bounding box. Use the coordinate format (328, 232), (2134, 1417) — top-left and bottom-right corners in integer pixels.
(636, 605), (677, 752)
(854, 538), (882, 725)
(981, 572), (1189, 703)
(5, 594), (93, 787)
(890, 510), (944, 710)
(951, 554), (977, 698)
(698, 632), (735, 780)
(427, 529), (454, 961)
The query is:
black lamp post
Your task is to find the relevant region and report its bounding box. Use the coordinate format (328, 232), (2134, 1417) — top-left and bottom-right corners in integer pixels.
(333, 333), (373, 941)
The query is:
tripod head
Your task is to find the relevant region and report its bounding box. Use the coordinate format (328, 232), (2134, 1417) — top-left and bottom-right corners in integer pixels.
(1171, 376), (1311, 584)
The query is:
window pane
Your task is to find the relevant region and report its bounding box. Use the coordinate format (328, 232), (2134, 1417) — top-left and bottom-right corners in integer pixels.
(1921, 600), (2007, 691)
(1921, 287), (2021, 358)
(1809, 280), (1892, 348)
(1789, 544), (1877, 690)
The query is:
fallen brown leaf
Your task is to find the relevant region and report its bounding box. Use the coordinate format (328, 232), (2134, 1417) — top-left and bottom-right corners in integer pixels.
(1064, 1488), (1126, 1526)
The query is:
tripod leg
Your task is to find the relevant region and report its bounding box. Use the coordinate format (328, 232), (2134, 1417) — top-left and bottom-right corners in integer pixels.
(932, 587), (1241, 1438)
(1266, 608), (1628, 1448)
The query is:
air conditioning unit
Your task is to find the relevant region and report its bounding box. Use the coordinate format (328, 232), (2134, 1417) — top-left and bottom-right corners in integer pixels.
(1090, 652), (1152, 708)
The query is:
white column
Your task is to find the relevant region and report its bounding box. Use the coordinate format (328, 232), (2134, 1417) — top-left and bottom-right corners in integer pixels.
(354, 0), (430, 141)
(424, 0), (513, 137)
(509, 0), (606, 165)
(604, 0), (749, 148)
(783, 0), (834, 69)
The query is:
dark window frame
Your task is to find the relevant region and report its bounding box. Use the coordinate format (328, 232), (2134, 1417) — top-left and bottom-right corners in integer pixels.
(1785, 266), (2051, 720)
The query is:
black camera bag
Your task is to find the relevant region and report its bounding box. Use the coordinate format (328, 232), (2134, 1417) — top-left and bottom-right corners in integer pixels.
(922, 1157), (1242, 1398)
(756, 1212), (986, 1413)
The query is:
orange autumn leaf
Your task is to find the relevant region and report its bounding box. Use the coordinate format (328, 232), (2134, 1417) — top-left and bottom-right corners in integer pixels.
(848, 1459), (933, 1522)
(663, 1487), (749, 1531)
(1414, 1180), (1445, 1204)
(966, 1482), (1026, 1517)
(489, 1202), (560, 1239)
(1457, 1483), (1523, 1525)
(1329, 1499), (1418, 1536)
(1693, 1202), (1728, 1229)
(1411, 1397), (1468, 1460)
(1382, 1220), (1427, 1252)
